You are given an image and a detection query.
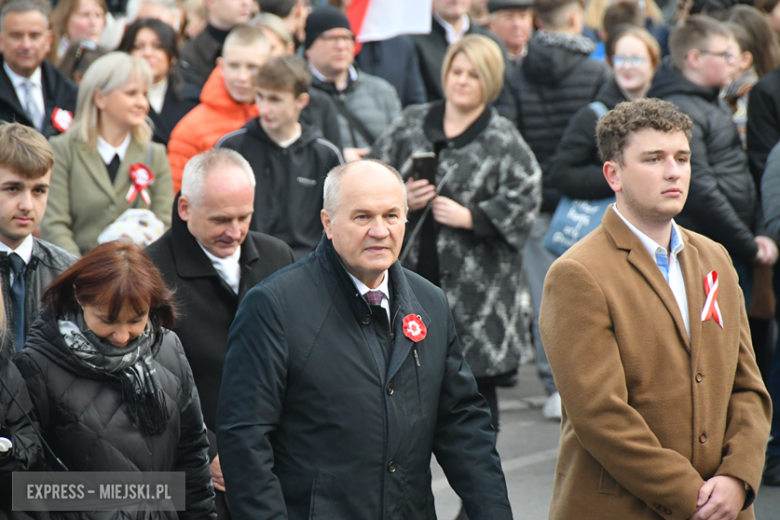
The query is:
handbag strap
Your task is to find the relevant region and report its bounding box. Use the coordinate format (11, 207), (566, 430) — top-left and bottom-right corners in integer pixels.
(588, 101), (609, 119)
(333, 98), (375, 146)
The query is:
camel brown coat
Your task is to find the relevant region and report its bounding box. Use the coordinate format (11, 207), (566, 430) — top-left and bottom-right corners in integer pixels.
(540, 206), (771, 520)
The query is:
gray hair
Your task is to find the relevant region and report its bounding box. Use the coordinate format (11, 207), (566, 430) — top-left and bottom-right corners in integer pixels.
(71, 52), (153, 148)
(125, 0), (181, 31)
(181, 148), (256, 206)
(0, 1), (50, 30)
(323, 159), (407, 216)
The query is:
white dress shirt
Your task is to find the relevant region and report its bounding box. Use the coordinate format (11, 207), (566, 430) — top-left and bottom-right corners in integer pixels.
(614, 204), (689, 338)
(199, 243), (242, 294)
(147, 79), (167, 114)
(349, 270), (390, 321)
(0, 234), (34, 285)
(97, 134), (132, 165)
(4, 62), (45, 131)
(433, 12), (470, 44)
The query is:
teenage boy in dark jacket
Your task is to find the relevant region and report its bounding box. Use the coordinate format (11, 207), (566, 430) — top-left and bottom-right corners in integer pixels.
(218, 55), (343, 259)
(647, 15), (777, 272)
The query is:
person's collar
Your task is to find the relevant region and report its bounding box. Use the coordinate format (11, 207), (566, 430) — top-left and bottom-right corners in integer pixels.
(309, 63), (357, 91)
(433, 12), (470, 44)
(0, 234), (34, 264)
(4, 61), (42, 86)
(347, 269), (390, 301)
(206, 24), (231, 44)
(197, 241), (241, 267)
(96, 133), (132, 164)
(613, 203), (684, 258)
(274, 125), (302, 148)
(423, 100), (491, 150)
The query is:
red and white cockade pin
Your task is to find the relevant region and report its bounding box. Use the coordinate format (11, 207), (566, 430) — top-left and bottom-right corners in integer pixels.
(127, 164), (155, 205)
(701, 270), (723, 329)
(51, 107), (73, 133)
(402, 314), (427, 342)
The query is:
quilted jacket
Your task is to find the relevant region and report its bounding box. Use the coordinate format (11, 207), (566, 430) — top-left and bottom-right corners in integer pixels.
(15, 312), (216, 520)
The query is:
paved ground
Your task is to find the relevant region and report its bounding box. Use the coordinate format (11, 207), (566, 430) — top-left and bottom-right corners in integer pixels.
(432, 363), (780, 519)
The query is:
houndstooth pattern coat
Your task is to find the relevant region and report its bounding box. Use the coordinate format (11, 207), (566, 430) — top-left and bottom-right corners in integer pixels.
(370, 103), (541, 378)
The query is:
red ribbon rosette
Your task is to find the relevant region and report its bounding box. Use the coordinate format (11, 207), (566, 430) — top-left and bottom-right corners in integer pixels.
(51, 107), (73, 132)
(126, 164), (154, 205)
(402, 314), (427, 342)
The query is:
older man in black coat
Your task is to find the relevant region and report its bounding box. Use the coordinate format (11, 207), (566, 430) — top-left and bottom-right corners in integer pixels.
(145, 148), (295, 519)
(217, 160), (511, 520)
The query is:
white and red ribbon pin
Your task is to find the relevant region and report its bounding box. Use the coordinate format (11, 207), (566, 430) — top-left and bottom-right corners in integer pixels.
(402, 314), (427, 342)
(51, 108), (72, 133)
(127, 164), (154, 205)
(701, 270), (723, 329)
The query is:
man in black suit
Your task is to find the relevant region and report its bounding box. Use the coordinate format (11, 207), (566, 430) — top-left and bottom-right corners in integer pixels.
(145, 148), (295, 520)
(0, 0), (77, 138)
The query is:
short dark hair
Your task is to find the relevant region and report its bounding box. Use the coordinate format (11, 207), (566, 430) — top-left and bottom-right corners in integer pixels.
(117, 18), (183, 94)
(534, 0), (584, 29)
(668, 14), (732, 71)
(43, 242), (177, 330)
(0, 123), (53, 178)
(597, 99), (693, 165)
(257, 0), (298, 17)
(603, 1), (643, 38)
(255, 54), (310, 96)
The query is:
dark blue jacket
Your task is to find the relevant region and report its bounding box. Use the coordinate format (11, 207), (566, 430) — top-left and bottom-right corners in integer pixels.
(217, 238), (511, 520)
(356, 36), (427, 107)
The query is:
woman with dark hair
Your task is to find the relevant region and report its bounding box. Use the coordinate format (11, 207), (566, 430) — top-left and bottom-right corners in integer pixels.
(117, 18), (200, 145)
(15, 242), (216, 520)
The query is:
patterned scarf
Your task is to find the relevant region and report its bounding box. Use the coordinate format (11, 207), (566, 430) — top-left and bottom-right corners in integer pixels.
(59, 314), (170, 436)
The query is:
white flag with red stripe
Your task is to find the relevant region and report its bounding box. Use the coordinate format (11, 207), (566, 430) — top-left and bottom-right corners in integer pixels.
(347, 0), (433, 43)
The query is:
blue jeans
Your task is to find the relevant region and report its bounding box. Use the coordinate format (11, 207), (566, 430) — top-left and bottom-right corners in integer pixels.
(523, 213), (558, 396)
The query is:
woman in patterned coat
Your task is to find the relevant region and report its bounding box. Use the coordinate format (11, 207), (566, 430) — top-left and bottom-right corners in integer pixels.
(369, 34), (542, 430)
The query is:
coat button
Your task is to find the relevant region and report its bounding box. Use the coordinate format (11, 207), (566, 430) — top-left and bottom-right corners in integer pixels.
(387, 383), (394, 396)
(699, 433), (707, 443)
(388, 461), (397, 473)
(695, 372), (703, 383)
(361, 315), (371, 325)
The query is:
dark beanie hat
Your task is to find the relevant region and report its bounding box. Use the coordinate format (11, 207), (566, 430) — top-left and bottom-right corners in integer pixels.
(304, 6), (352, 50)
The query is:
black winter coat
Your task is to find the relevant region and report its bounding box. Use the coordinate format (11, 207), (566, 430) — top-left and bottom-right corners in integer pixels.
(548, 79), (625, 200)
(179, 28), (223, 90)
(217, 237), (512, 520)
(498, 32), (611, 212)
(217, 120), (343, 258)
(1, 344), (42, 520)
(15, 313), (217, 520)
(746, 66), (780, 190)
(355, 36), (427, 107)
(648, 62), (758, 261)
(302, 89), (344, 151)
(0, 57), (77, 139)
(149, 82), (200, 145)
(0, 239), (77, 356)
(145, 206), (295, 455)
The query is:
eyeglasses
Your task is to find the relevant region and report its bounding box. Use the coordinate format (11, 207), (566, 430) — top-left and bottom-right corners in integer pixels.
(699, 49), (736, 64)
(611, 55), (646, 68)
(318, 33), (355, 44)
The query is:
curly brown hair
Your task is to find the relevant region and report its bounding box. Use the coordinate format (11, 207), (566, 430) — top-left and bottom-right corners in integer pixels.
(597, 99), (693, 166)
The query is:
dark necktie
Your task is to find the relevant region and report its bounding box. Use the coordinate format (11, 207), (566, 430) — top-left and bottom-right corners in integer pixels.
(8, 253), (26, 351)
(106, 154), (121, 183)
(364, 290), (384, 306)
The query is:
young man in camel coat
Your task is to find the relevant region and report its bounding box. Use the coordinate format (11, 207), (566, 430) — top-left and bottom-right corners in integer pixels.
(540, 98), (771, 520)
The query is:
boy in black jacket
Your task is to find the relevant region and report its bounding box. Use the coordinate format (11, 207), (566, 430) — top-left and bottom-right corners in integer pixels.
(647, 16), (777, 272)
(218, 55), (343, 259)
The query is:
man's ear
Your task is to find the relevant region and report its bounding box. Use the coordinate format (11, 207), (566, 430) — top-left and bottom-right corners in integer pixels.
(686, 48), (701, 71)
(296, 92), (310, 111)
(321, 209), (333, 239)
(603, 160), (622, 194)
(178, 195), (191, 222)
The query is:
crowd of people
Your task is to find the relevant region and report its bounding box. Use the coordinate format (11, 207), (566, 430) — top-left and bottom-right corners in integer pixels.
(0, 0), (780, 518)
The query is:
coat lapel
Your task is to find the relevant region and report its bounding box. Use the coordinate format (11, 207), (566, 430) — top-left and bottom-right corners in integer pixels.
(678, 233), (703, 365)
(114, 139), (146, 197)
(386, 262), (431, 382)
(74, 144), (117, 202)
(603, 207), (691, 351)
(0, 60), (33, 125)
